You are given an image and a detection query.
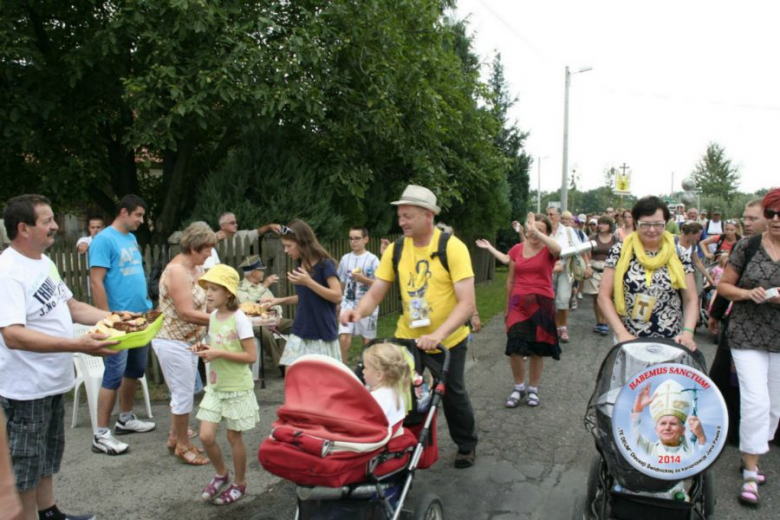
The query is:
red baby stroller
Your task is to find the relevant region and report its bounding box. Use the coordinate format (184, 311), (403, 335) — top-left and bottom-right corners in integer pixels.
(259, 338), (449, 519)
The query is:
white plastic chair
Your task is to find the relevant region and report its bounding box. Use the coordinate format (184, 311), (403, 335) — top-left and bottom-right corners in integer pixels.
(71, 325), (153, 434)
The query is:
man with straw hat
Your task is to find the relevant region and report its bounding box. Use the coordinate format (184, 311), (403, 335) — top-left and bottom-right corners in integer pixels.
(236, 255), (291, 373)
(341, 184), (479, 468)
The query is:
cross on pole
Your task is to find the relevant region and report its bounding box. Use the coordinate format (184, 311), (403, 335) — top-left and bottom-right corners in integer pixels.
(619, 163), (630, 176)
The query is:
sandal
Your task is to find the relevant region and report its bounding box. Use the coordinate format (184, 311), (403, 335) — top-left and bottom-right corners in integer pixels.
(738, 479), (760, 506)
(505, 387), (525, 408)
(201, 473), (230, 502)
(175, 444), (210, 466)
(557, 327), (570, 343)
(212, 483), (247, 505)
(527, 389), (540, 407)
(739, 463), (767, 485)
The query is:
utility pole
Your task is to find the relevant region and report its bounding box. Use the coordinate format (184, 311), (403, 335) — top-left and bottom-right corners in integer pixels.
(561, 66), (592, 213)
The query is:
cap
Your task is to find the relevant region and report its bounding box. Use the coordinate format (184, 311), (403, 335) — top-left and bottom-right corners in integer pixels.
(238, 254), (266, 272)
(589, 218), (598, 225)
(712, 207), (722, 215)
(391, 185), (441, 215)
(198, 264), (240, 296)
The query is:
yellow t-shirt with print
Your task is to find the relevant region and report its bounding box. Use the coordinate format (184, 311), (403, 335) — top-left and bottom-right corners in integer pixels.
(375, 228), (474, 349)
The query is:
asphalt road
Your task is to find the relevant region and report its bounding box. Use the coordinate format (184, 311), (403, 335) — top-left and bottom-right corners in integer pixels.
(55, 297), (778, 519)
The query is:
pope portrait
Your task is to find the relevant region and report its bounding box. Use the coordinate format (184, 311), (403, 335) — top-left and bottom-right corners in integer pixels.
(631, 379), (707, 459)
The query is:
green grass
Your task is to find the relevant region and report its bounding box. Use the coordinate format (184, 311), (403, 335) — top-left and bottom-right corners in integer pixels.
(346, 267), (508, 363)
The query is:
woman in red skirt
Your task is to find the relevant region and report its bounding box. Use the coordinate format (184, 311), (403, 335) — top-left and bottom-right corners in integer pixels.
(504, 213), (563, 408)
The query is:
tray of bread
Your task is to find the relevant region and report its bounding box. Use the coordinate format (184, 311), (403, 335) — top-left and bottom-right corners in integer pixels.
(239, 302), (279, 326)
(89, 310), (164, 350)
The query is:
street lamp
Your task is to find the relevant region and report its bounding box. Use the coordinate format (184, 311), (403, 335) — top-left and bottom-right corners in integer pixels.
(537, 155), (550, 213)
(561, 65), (592, 213)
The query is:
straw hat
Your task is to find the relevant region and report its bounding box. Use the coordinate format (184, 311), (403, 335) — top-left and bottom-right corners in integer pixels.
(391, 185), (441, 215)
(198, 264), (240, 296)
(650, 379), (692, 424)
(238, 254), (266, 272)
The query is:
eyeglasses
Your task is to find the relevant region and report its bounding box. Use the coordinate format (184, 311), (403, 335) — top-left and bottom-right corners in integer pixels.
(279, 225), (295, 235)
(636, 221), (666, 230)
(226, 221), (237, 226)
(764, 209), (780, 220)
(348, 236), (363, 241)
(725, 219), (738, 225)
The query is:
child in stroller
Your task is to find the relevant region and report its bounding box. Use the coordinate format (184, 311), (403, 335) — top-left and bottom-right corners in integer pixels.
(582, 338), (726, 520)
(259, 338), (448, 520)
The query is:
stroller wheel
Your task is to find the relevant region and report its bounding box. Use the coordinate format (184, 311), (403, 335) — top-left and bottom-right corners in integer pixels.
(411, 492), (443, 520)
(584, 454), (609, 520)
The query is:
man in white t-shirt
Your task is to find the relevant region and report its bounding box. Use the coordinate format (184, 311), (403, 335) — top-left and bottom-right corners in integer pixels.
(0, 194), (118, 520)
(546, 207), (591, 343)
(702, 207), (724, 255)
(75, 216), (105, 255)
(337, 227), (380, 362)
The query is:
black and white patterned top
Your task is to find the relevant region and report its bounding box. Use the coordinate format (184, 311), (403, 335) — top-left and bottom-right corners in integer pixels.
(725, 239), (780, 352)
(606, 242), (694, 338)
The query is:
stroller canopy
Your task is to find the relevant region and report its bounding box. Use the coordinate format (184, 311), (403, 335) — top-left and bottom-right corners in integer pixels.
(585, 339), (727, 491)
(277, 354), (391, 448)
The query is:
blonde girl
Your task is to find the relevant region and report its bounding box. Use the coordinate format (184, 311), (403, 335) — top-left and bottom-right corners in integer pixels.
(193, 264), (259, 506)
(362, 343), (412, 427)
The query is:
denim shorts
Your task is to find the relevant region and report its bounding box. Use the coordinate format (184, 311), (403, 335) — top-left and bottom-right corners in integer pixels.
(101, 344), (150, 390)
(1, 394), (66, 492)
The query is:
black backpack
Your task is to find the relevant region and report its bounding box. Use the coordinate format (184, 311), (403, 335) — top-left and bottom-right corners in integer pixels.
(391, 232), (451, 295)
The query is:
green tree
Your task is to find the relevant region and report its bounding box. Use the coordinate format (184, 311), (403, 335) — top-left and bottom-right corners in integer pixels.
(2, 1), (511, 243)
(483, 52), (530, 251)
(692, 142), (740, 203)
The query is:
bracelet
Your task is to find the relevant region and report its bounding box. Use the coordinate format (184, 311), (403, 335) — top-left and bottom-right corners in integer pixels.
(682, 327), (694, 334)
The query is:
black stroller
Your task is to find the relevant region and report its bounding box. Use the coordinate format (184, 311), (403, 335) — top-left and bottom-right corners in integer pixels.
(582, 338), (726, 520)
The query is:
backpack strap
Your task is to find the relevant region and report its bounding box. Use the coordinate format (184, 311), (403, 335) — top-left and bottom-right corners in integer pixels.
(391, 236), (405, 284)
(737, 234), (763, 283)
(431, 232), (451, 273)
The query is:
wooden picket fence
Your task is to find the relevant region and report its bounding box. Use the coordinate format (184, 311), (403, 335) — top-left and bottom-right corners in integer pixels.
(50, 234), (495, 320)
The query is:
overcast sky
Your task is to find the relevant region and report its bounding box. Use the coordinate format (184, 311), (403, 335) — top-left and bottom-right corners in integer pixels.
(454, 0), (780, 198)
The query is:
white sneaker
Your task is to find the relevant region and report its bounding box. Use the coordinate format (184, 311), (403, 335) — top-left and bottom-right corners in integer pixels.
(577, 293), (583, 300)
(114, 413), (156, 435)
(92, 431), (129, 455)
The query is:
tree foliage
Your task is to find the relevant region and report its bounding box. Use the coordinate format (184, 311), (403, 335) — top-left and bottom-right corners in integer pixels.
(691, 142), (740, 203)
(2, 0), (516, 243)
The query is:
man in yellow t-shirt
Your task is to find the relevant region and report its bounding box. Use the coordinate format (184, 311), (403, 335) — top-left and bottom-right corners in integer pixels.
(341, 184), (478, 469)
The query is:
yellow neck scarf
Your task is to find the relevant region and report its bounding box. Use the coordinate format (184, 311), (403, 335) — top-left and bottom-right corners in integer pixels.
(613, 231), (687, 316)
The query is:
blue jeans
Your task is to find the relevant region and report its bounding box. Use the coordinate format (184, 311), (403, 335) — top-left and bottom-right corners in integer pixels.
(101, 344), (150, 390)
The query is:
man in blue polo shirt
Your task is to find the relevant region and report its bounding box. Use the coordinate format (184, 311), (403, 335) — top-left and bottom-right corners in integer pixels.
(89, 195), (155, 455)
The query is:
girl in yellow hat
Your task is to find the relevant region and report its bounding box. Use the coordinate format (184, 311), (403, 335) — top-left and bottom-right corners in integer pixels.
(192, 264), (259, 505)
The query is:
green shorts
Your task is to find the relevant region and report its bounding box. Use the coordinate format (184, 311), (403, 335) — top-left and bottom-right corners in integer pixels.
(196, 388), (259, 431)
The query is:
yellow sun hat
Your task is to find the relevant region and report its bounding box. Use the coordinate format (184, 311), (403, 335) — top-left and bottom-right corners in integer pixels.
(198, 264), (240, 296)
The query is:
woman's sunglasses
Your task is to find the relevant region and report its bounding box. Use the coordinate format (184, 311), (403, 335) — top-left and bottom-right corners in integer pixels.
(764, 209), (780, 220)
(279, 225), (295, 235)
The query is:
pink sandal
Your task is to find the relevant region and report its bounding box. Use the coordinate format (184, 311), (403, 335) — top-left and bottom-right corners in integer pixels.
(201, 473), (229, 502)
(557, 326), (570, 343)
(212, 483), (246, 506)
(738, 479), (760, 506)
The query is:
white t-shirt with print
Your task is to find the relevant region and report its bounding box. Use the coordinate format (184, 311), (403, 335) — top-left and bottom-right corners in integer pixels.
(338, 251), (379, 311)
(0, 247), (76, 399)
(370, 386), (406, 427)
